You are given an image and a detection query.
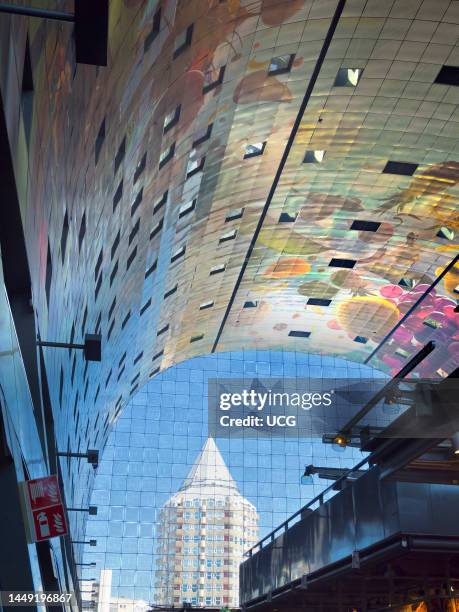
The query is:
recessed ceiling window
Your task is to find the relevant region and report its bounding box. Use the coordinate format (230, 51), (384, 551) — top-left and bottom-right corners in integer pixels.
(111, 230), (120, 260)
(398, 277), (416, 289)
(278, 212), (297, 223)
(157, 324), (169, 336)
(307, 298), (331, 307)
(395, 348), (410, 358)
(219, 229), (237, 244)
(244, 141), (266, 159)
(150, 218), (164, 240)
(145, 257), (157, 278)
(140, 298), (151, 315)
(163, 105), (181, 133)
(133, 152), (147, 184)
(243, 301), (258, 308)
(153, 191), (168, 215)
(164, 285), (177, 299)
(153, 349), (164, 361)
(354, 336), (368, 344)
(225, 208), (244, 222)
(193, 123), (213, 147)
(199, 300), (214, 310)
(303, 150), (325, 163)
(128, 219), (140, 245)
(78, 212), (86, 250)
(173, 24), (193, 59)
(95, 118), (105, 165)
(110, 260), (118, 286)
(114, 136), (126, 175)
(61, 211), (69, 263)
(434, 65), (459, 86)
(186, 154), (205, 179)
(126, 246), (137, 270)
(113, 180), (123, 212)
(190, 333), (204, 343)
(350, 220), (381, 232)
(202, 65), (225, 94)
(268, 54), (295, 76)
(382, 160), (418, 176)
(210, 264), (225, 275)
(329, 258), (356, 269)
(437, 227), (455, 240)
(334, 67), (363, 87)
(144, 7), (161, 53)
(159, 143), (175, 169)
(178, 199), (196, 219)
(289, 330), (311, 338)
(171, 245), (186, 263)
(131, 188), (143, 216)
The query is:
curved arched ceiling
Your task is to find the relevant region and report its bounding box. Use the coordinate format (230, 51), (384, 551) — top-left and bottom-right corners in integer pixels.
(24, 0), (459, 469)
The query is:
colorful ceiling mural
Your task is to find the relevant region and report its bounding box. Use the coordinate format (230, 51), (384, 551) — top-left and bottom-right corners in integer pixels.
(16, 0), (459, 453)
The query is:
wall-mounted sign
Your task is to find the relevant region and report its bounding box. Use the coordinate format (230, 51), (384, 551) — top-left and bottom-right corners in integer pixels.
(20, 475), (68, 542)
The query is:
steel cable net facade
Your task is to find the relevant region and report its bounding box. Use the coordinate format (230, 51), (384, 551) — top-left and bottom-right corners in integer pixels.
(10, 0), (459, 566)
(81, 350), (384, 607)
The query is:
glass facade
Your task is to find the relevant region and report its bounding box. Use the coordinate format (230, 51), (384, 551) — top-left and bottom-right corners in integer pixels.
(82, 350), (385, 605)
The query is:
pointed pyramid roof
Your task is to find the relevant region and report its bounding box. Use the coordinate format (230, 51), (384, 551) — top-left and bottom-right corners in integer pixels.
(179, 437), (239, 496)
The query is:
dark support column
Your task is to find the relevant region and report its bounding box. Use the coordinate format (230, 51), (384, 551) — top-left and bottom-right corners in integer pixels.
(0, 460), (36, 612)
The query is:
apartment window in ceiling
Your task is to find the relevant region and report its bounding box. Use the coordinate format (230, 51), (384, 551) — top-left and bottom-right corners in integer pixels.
(193, 123), (213, 147)
(173, 24), (193, 59)
(171, 245), (186, 263)
(121, 311), (131, 329)
(307, 298), (331, 307)
(268, 54), (295, 76)
(164, 285), (177, 299)
(110, 260), (118, 286)
(437, 227), (455, 240)
(199, 300), (214, 310)
(244, 141), (266, 159)
(435, 65), (459, 86)
(126, 246), (137, 270)
(45, 243), (52, 306)
(278, 212), (297, 223)
(329, 258), (356, 269)
(219, 229), (237, 244)
(150, 218), (164, 240)
(350, 220), (381, 232)
(334, 67), (363, 87)
(243, 301), (257, 308)
(129, 219), (140, 245)
(178, 199), (196, 219)
(354, 336), (368, 344)
(210, 264), (225, 275)
(21, 36), (34, 146)
(145, 259), (157, 278)
(190, 333), (204, 343)
(78, 212), (86, 250)
(95, 118), (106, 165)
(111, 230), (120, 260)
(95, 270), (102, 299)
(153, 349), (164, 361)
(382, 161), (418, 176)
(114, 136), (126, 175)
(150, 366), (160, 377)
(153, 191), (168, 216)
(159, 143), (175, 169)
(289, 330), (311, 338)
(186, 155), (205, 179)
(94, 248), (103, 281)
(144, 7), (161, 53)
(108, 296), (116, 319)
(61, 211), (69, 263)
(202, 65), (225, 95)
(157, 324), (169, 336)
(133, 152), (147, 184)
(140, 298), (151, 315)
(225, 208), (244, 222)
(164, 105), (181, 133)
(113, 180), (123, 211)
(303, 150), (325, 163)
(131, 188), (143, 216)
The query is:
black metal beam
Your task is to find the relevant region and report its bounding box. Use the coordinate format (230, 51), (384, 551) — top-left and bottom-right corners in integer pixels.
(0, 4), (74, 21)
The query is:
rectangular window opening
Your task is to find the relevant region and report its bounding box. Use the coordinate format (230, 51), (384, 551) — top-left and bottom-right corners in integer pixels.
(382, 160), (418, 176)
(268, 54), (294, 76)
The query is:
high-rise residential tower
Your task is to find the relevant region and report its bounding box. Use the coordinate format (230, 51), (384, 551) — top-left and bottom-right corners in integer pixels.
(154, 438), (258, 608)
